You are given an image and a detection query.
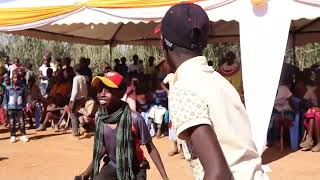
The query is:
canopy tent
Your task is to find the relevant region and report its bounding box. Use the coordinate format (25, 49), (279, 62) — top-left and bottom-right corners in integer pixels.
(1, 0), (320, 156)
(0, 0), (240, 45)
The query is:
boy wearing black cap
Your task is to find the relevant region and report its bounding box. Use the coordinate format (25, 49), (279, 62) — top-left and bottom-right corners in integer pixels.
(76, 71), (168, 180)
(158, 2), (265, 180)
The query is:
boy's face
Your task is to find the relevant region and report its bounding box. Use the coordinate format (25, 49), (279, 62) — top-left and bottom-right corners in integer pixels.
(43, 59), (49, 66)
(4, 77), (10, 85)
(96, 82), (124, 109)
(14, 58), (20, 65)
(13, 75), (19, 85)
(17, 68), (23, 75)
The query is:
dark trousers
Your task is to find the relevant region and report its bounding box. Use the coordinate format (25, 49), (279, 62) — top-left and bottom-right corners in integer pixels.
(8, 109), (26, 136)
(70, 99), (85, 136)
(95, 164), (147, 180)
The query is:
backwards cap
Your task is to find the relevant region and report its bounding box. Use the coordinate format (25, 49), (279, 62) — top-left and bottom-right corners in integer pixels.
(155, 3), (209, 51)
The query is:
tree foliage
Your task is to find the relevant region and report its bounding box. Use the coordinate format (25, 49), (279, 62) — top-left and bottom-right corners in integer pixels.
(1, 33), (320, 75)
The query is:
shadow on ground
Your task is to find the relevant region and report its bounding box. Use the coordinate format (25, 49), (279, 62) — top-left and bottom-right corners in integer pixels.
(30, 132), (71, 140)
(0, 157), (8, 162)
(262, 147), (295, 164)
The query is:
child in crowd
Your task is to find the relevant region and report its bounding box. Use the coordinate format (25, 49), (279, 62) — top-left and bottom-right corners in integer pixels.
(38, 56), (51, 96)
(77, 97), (98, 134)
(3, 74), (10, 87)
(3, 73), (29, 143)
(25, 76), (43, 129)
(25, 62), (34, 85)
(122, 76), (137, 111)
(44, 68), (54, 98)
(148, 80), (168, 138)
(17, 68), (26, 87)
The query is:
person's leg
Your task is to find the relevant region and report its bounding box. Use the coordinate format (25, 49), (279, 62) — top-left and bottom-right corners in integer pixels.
(18, 111), (29, 142)
(70, 100), (82, 136)
(8, 110), (16, 141)
(311, 118), (320, 152)
(179, 144), (185, 159)
(26, 110), (34, 129)
(300, 119), (314, 149)
(70, 112), (80, 136)
(34, 102), (42, 128)
(168, 141), (179, 156)
(95, 164), (118, 180)
(18, 111), (26, 136)
(36, 112), (52, 131)
(156, 123), (162, 138)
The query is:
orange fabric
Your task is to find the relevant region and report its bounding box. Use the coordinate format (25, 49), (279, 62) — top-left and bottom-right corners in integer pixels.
(87, 0), (203, 8)
(50, 83), (70, 97)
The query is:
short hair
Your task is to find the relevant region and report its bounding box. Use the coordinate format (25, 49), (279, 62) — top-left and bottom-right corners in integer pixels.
(63, 57), (71, 66)
(26, 63), (32, 69)
(74, 64), (82, 73)
(133, 54), (139, 61)
(120, 57), (126, 63)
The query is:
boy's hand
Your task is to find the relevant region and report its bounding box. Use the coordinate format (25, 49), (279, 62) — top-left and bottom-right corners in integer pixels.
(76, 171), (90, 180)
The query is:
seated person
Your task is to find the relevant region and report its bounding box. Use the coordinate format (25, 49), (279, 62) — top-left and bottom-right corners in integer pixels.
(268, 78), (295, 145)
(36, 94), (68, 132)
(77, 97), (98, 134)
(300, 69), (320, 151)
(50, 71), (71, 98)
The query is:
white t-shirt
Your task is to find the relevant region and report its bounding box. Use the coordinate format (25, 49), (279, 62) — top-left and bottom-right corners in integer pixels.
(70, 75), (88, 101)
(128, 64), (139, 73)
(9, 64), (21, 79)
(163, 73), (175, 89)
(39, 64), (49, 84)
(274, 85), (293, 112)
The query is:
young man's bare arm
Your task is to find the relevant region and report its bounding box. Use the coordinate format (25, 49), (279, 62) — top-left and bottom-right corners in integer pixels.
(146, 141), (169, 180)
(78, 147), (106, 180)
(182, 124), (233, 180)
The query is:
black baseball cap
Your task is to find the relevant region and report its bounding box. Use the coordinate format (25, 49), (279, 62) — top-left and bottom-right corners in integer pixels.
(155, 3), (209, 51)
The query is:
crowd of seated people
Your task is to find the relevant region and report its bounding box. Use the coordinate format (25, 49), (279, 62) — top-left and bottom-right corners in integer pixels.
(268, 63), (320, 152)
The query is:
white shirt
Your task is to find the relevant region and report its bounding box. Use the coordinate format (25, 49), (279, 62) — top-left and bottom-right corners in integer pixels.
(128, 64), (139, 73)
(274, 85), (293, 112)
(70, 75), (88, 101)
(163, 73), (175, 88)
(39, 64), (49, 84)
(9, 64), (20, 79)
(169, 56), (266, 180)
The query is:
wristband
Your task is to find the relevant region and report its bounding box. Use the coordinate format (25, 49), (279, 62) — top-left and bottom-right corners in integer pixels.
(163, 178), (169, 180)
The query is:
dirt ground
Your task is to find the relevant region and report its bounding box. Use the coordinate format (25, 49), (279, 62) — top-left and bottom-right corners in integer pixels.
(1, 127), (320, 180)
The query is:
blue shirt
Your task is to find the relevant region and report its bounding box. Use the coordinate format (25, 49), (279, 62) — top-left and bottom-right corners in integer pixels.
(3, 85), (26, 110)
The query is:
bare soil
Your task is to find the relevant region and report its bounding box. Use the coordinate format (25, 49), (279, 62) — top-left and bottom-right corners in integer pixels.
(0, 127), (319, 180)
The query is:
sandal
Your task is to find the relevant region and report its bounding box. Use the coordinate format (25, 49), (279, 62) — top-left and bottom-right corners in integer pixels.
(311, 144), (320, 152)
